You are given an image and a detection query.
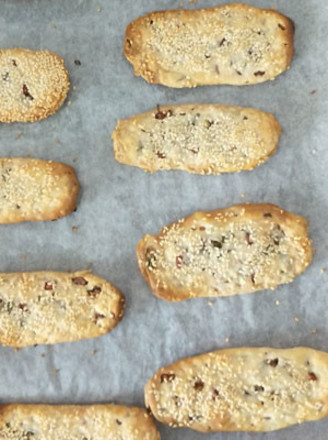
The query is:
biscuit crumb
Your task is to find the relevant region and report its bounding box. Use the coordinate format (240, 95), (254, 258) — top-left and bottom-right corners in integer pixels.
(312, 149), (317, 155)
(179, 2), (184, 8)
(14, 347), (20, 352)
(87, 262), (93, 270)
(240, 193), (245, 199)
(51, 23), (57, 29)
(21, 254), (26, 260)
(67, 100), (72, 107)
(310, 90), (317, 95)
(225, 337), (230, 343)
(208, 301), (214, 307)
(312, 328), (317, 334)
(72, 225), (78, 232)
(275, 300), (280, 306)
(320, 268), (326, 274)
(55, 138), (61, 145)
(73, 157), (78, 163)
(97, 6), (102, 12)
(294, 316), (299, 323)
(91, 349), (98, 356)
(15, 132), (22, 140)
(40, 353), (46, 358)
(52, 369), (60, 375)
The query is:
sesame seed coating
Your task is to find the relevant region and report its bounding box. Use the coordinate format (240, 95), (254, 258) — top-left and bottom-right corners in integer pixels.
(0, 157), (79, 224)
(0, 271), (125, 347)
(145, 347), (328, 432)
(137, 204), (313, 301)
(125, 4), (294, 88)
(0, 404), (160, 439)
(113, 104), (281, 175)
(0, 48), (69, 122)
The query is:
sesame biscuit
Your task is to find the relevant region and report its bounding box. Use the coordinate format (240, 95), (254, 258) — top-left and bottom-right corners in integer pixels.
(0, 404), (160, 439)
(0, 271), (125, 347)
(124, 4), (294, 88)
(0, 157), (80, 224)
(112, 104), (281, 174)
(0, 49), (69, 122)
(145, 347), (328, 432)
(137, 204), (313, 301)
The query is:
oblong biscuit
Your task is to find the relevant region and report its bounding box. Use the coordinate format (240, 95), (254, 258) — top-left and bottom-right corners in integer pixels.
(0, 157), (80, 224)
(112, 104), (281, 174)
(137, 204), (314, 301)
(0, 271), (125, 347)
(0, 48), (69, 122)
(124, 4), (294, 88)
(0, 404), (160, 439)
(145, 347), (328, 432)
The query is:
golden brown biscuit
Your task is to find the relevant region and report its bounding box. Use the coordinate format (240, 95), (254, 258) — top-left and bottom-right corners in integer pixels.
(0, 49), (69, 122)
(125, 4), (294, 88)
(112, 104), (281, 174)
(145, 347), (328, 432)
(137, 204), (313, 301)
(0, 404), (160, 439)
(0, 157), (79, 224)
(0, 271), (125, 347)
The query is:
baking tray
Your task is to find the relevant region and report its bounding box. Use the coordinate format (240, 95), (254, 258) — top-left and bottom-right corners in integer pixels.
(0, 0), (327, 439)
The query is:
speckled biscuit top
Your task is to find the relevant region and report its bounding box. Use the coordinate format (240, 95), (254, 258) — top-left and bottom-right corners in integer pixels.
(0, 404), (161, 439)
(125, 3), (294, 87)
(0, 157), (80, 224)
(145, 347), (328, 433)
(113, 104), (281, 174)
(0, 48), (69, 122)
(137, 204), (313, 301)
(0, 271), (125, 347)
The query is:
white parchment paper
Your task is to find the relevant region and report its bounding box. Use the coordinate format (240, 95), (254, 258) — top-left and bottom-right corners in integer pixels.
(0, 0), (327, 438)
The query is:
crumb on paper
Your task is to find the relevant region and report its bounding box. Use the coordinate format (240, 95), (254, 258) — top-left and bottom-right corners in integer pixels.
(179, 2), (184, 8)
(67, 267), (72, 273)
(225, 337), (230, 343)
(27, 153), (32, 158)
(14, 347), (20, 353)
(275, 300), (280, 306)
(40, 353), (46, 358)
(21, 254), (26, 260)
(91, 349), (98, 356)
(240, 193), (245, 199)
(73, 85), (77, 90)
(208, 301), (214, 307)
(73, 157), (78, 163)
(15, 132), (22, 140)
(51, 23), (57, 29)
(67, 100), (72, 107)
(312, 328), (317, 334)
(294, 316), (299, 323)
(320, 268), (326, 274)
(310, 90), (317, 95)
(97, 6), (103, 12)
(52, 369), (60, 375)
(312, 149), (317, 155)
(55, 138), (60, 145)
(87, 262), (93, 271)
(72, 225), (78, 233)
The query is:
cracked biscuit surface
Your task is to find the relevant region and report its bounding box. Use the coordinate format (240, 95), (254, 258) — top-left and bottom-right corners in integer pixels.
(113, 104), (281, 174)
(0, 271), (125, 347)
(0, 404), (160, 439)
(137, 204), (313, 301)
(0, 49), (69, 122)
(145, 347), (328, 432)
(125, 3), (294, 88)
